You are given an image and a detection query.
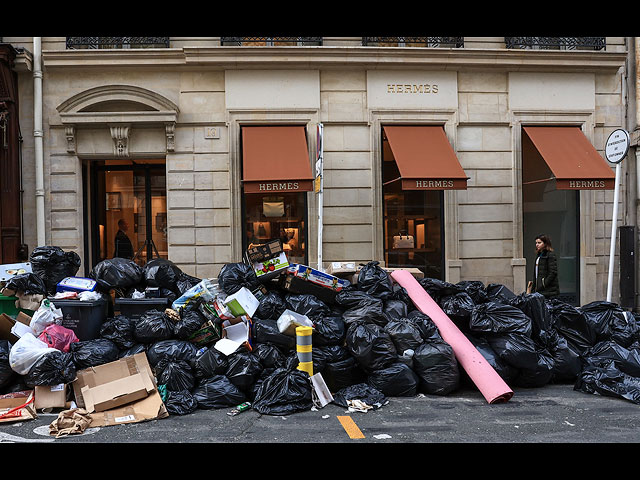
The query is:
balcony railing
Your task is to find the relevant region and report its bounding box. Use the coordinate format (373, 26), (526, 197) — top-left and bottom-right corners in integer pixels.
(505, 37), (605, 51)
(66, 37), (170, 49)
(221, 37), (322, 46)
(362, 37), (464, 48)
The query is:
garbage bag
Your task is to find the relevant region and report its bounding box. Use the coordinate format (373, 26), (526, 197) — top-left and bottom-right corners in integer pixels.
(413, 340), (460, 395)
(345, 321), (397, 372)
(390, 284), (415, 313)
(384, 318), (424, 354)
(30, 246), (81, 295)
(38, 324), (79, 353)
(513, 347), (555, 388)
(165, 389), (198, 415)
(256, 291), (288, 320)
(90, 257), (144, 292)
(332, 382), (386, 410)
(311, 315), (346, 347)
(357, 261), (394, 300)
(252, 318), (296, 350)
(470, 301), (532, 337)
(134, 309), (175, 344)
(218, 262), (259, 295)
(407, 311), (442, 342)
(118, 344), (147, 359)
(367, 362), (419, 397)
(172, 278), (219, 312)
(252, 367), (313, 416)
(29, 299), (63, 337)
(225, 351), (264, 392)
(549, 299), (597, 354)
(146, 339), (199, 368)
(546, 330), (582, 383)
(285, 293), (331, 320)
(173, 308), (206, 340)
(99, 315), (136, 350)
(440, 292), (475, 323)
(69, 338), (119, 369)
(486, 332), (539, 371)
(418, 278), (462, 302)
(24, 350), (76, 387)
(312, 344), (350, 374)
(582, 340), (640, 378)
(9, 333), (57, 375)
(485, 283), (517, 303)
(457, 280), (489, 304)
(323, 356), (367, 393)
(3, 272), (47, 296)
(176, 272), (202, 296)
(574, 359), (640, 405)
(466, 334), (518, 383)
(509, 293), (553, 344)
(384, 299), (408, 322)
(580, 301), (638, 348)
(335, 290), (388, 326)
(192, 375), (247, 409)
(155, 358), (195, 392)
(194, 346), (229, 378)
(143, 258), (183, 293)
(0, 341), (16, 388)
(252, 343), (287, 370)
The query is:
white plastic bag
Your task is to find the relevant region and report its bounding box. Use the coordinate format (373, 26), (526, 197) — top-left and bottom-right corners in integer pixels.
(30, 299), (63, 336)
(172, 278), (220, 311)
(9, 332), (57, 375)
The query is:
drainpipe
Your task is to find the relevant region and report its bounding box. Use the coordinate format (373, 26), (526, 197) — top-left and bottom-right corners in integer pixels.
(33, 37), (45, 246)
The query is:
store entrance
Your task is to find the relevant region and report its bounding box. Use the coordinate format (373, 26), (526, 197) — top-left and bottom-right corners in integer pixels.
(86, 159), (168, 270)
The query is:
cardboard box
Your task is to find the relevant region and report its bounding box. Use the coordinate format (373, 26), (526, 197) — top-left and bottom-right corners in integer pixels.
(250, 251), (289, 281)
(277, 309), (314, 337)
(287, 264), (350, 292)
(279, 274), (339, 305)
(187, 319), (222, 347)
(0, 312), (31, 343)
(244, 239), (284, 264)
(35, 383), (67, 410)
(324, 262), (357, 276)
(72, 352), (168, 427)
(0, 390), (36, 423)
(223, 287), (259, 317)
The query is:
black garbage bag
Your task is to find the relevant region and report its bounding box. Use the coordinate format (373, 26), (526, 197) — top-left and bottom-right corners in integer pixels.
(549, 299), (596, 354)
(176, 272), (202, 295)
(509, 293), (553, 344)
(146, 339), (199, 368)
(99, 315), (136, 350)
(252, 343), (287, 370)
(457, 280), (489, 304)
(357, 261), (394, 300)
(312, 344), (350, 374)
(134, 309), (175, 344)
(466, 334), (518, 383)
(367, 362), (419, 397)
(485, 283), (517, 303)
(30, 246), (81, 295)
(335, 290), (388, 326)
(384, 318), (424, 354)
(165, 390), (198, 415)
(440, 292), (475, 323)
(194, 347), (229, 378)
(546, 330), (582, 383)
(413, 340), (460, 395)
(118, 344), (147, 359)
(486, 332), (539, 371)
(419, 278), (462, 302)
(24, 350), (77, 387)
(3, 273), (47, 296)
(0, 341), (16, 389)
(144, 258), (183, 293)
(407, 311), (442, 342)
(218, 262), (259, 295)
(312, 315), (346, 347)
(580, 301), (638, 348)
(332, 383), (387, 410)
(70, 339), (119, 369)
(470, 301), (532, 337)
(285, 293), (331, 320)
(574, 360), (640, 405)
(225, 350), (264, 392)
(582, 340), (640, 378)
(174, 308), (206, 340)
(384, 299), (408, 322)
(252, 318), (296, 350)
(252, 367), (313, 416)
(345, 321), (397, 373)
(390, 284), (416, 313)
(155, 358), (195, 392)
(256, 291), (288, 320)
(90, 258), (144, 292)
(192, 375), (246, 409)
(323, 356), (367, 393)
(513, 347), (555, 388)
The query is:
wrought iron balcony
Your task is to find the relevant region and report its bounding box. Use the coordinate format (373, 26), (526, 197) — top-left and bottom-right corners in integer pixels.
(362, 37), (464, 48)
(66, 37), (170, 49)
(505, 37), (605, 51)
(221, 37), (322, 46)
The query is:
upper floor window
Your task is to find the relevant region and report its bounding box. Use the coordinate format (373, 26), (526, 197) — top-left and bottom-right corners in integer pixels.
(505, 37), (605, 51)
(221, 37), (322, 46)
(362, 37), (464, 48)
(66, 37), (170, 49)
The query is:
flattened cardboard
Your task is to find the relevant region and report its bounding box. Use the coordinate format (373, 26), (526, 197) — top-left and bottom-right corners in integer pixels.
(81, 372), (154, 413)
(35, 384), (67, 410)
(0, 313), (20, 343)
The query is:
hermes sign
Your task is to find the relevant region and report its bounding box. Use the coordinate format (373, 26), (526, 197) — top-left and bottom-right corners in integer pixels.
(367, 71), (457, 109)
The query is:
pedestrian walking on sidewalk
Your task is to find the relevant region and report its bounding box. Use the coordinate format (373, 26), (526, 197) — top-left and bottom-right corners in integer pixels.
(528, 233), (559, 299)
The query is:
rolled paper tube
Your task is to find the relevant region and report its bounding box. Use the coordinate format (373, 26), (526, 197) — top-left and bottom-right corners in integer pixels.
(390, 270), (513, 404)
(296, 325), (314, 376)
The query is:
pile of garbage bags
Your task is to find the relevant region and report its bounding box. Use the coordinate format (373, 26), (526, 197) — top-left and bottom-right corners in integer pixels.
(3, 247), (640, 421)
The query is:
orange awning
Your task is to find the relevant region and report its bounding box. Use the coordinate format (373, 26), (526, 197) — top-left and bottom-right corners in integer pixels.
(383, 126), (467, 190)
(242, 126), (314, 194)
(522, 126), (615, 190)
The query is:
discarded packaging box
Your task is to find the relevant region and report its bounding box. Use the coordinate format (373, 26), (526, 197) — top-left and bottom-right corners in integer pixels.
(324, 262), (357, 277)
(223, 287), (259, 318)
(277, 309), (314, 337)
(0, 390), (36, 424)
(56, 277), (97, 294)
(35, 383), (67, 410)
(251, 251), (290, 281)
(81, 372), (155, 413)
(0, 262), (32, 282)
(72, 352), (168, 427)
(244, 239), (284, 264)
(0, 312), (32, 343)
(287, 264), (350, 292)
(187, 319), (222, 347)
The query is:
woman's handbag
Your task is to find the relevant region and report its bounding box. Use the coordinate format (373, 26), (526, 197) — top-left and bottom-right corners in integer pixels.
(392, 232), (415, 249)
(263, 196), (285, 217)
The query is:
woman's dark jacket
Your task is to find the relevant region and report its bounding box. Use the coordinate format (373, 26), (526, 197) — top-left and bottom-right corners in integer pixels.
(533, 249), (559, 298)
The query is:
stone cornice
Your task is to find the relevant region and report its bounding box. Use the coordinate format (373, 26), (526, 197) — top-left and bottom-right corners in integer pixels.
(36, 46), (627, 73)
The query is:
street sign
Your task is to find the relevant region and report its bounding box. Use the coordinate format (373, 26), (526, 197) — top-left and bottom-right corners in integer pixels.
(605, 128), (630, 164)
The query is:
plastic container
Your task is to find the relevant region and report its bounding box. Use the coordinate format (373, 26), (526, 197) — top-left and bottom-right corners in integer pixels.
(114, 297), (170, 320)
(49, 297), (108, 341)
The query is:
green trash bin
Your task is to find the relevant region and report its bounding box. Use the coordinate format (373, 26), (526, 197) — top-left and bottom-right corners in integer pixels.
(0, 294), (20, 318)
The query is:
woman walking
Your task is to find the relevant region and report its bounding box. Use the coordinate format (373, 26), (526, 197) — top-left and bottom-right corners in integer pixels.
(529, 233), (559, 299)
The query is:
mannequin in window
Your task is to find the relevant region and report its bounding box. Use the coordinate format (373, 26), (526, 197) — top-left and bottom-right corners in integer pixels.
(114, 219), (134, 259)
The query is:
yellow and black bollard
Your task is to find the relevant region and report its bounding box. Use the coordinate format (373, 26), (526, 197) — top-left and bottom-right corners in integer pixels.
(296, 325), (313, 376)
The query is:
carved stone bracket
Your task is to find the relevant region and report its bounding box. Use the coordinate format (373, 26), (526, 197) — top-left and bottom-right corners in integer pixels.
(65, 126), (76, 153)
(165, 123), (175, 152)
(110, 125), (130, 157)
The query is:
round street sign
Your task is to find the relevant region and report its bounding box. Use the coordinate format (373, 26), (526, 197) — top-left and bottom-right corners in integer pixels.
(605, 128), (630, 164)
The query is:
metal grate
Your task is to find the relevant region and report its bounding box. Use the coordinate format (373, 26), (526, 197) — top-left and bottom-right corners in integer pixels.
(221, 37), (322, 46)
(505, 37), (605, 51)
(363, 37), (464, 48)
(66, 37), (170, 49)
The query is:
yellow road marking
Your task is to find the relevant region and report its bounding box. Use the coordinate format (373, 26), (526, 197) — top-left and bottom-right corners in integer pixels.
(337, 416), (365, 439)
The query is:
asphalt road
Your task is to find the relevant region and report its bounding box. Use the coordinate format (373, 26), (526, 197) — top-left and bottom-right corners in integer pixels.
(2, 382), (640, 444)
